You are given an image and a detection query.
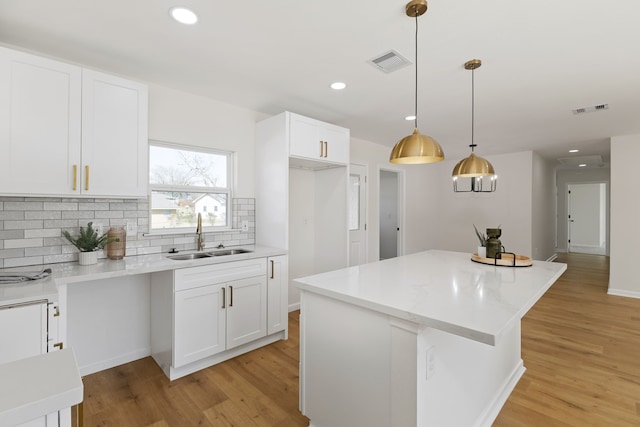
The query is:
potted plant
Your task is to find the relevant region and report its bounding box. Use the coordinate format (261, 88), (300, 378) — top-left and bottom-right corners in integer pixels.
(474, 224), (487, 258)
(63, 222), (118, 265)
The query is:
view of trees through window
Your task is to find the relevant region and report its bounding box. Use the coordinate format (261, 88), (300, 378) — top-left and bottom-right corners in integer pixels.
(149, 144), (231, 230)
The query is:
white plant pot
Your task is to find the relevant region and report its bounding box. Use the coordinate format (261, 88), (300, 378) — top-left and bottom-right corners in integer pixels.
(477, 246), (487, 258)
(78, 251), (98, 265)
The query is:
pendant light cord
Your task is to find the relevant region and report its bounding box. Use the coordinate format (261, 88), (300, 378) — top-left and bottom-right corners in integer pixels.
(471, 67), (476, 152)
(414, 13), (419, 130)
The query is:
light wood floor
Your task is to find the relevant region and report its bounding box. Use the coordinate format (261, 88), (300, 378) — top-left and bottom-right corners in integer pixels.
(80, 252), (640, 426)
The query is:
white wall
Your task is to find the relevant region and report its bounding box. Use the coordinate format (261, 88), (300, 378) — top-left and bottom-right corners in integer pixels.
(609, 134), (640, 298)
(432, 151), (534, 258)
(532, 152), (558, 260)
(556, 167), (611, 254)
(148, 84), (267, 198)
(379, 170), (398, 260)
(350, 138), (440, 262)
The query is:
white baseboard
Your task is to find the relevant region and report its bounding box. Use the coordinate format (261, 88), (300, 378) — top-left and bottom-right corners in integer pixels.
(474, 361), (526, 427)
(607, 288), (640, 299)
(546, 254), (558, 262)
(288, 302), (300, 312)
(79, 347), (150, 376)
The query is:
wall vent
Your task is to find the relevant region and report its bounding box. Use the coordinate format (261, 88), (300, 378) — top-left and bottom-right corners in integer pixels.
(368, 50), (411, 73)
(572, 104), (609, 115)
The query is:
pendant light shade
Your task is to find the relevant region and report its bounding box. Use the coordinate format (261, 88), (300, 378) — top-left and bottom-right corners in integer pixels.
(452, 59), (497, 192)
(390, 128), (444, 164)
(389, 0), (445, 165)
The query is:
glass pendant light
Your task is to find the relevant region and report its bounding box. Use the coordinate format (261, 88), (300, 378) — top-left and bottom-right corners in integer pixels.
(452, 59), (497, 192)
(389, 0), (444, 164)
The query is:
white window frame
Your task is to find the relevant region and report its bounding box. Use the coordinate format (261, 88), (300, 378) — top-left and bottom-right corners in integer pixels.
(148, 141), (234, 234)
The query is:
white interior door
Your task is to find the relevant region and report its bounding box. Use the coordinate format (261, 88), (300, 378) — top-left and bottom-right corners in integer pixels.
(568, 183), (607, 255)
(349, 164), (367, 266)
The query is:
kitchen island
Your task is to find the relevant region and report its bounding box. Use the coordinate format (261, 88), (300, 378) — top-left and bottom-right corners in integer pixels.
(294, 250), (566, 427)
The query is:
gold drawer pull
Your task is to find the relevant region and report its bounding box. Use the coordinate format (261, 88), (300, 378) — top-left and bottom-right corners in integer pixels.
(84, 165), (90, 191)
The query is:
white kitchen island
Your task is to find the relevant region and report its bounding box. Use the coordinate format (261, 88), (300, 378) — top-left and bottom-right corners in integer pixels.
(294, 250), (567, 427)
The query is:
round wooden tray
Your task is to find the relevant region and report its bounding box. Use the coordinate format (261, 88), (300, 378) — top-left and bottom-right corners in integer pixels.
(471, 252), (533, 267)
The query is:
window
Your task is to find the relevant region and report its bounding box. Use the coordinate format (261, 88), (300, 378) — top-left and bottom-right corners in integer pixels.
(149, 142), (232, 231)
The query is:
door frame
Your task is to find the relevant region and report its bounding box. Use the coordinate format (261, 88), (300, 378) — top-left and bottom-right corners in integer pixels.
(567, 182), (608, 255)
(349, 163), (368, 266)
(378, 167), (405, 260)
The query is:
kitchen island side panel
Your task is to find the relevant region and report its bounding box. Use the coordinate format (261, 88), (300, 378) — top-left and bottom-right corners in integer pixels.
(300, 290), (523, 427)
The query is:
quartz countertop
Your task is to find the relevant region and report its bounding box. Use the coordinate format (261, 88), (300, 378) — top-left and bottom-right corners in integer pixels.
(294, 249), (566, 346)
(0, 245), (286, 306)
(0, 348), (83, 426)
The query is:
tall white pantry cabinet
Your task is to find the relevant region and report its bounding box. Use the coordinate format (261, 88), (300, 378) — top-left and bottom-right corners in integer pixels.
(256, 111), (350, 308)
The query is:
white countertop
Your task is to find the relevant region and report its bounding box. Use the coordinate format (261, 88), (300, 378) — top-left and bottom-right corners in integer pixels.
(0, 348), (83, 426)
(294, 250), (567, 346)
(0, 245), (286, 306)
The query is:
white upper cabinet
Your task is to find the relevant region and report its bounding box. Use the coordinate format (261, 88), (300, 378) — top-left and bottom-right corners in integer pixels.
(81, 69), (148, 197)
(0, 46), (148, 198)
(0, 47), (82, 195)
(289, 113), (349, 165)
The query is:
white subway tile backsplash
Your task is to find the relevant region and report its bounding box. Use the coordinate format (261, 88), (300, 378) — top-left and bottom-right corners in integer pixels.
(43, 202), (78, 211)
(25, 211), (62, 220)
(4, 201), (43, 211)
(4, 238), (44, 249)
(4, 256), (43, 268)
(25, 229), (61, 238)
(0, 196), (255, 268)
(4, 220), (43, 230)
(0, 211), (25, 220)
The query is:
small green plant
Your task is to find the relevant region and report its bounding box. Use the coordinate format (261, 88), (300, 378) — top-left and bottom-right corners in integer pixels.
(473, 224), (487, 247)
(63, 222), (118, 252)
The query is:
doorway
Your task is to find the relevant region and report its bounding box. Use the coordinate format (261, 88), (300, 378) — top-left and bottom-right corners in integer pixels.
(568, 183), (607, 255)
(379, 169), (402, 260)
(349, 164), (367, 266)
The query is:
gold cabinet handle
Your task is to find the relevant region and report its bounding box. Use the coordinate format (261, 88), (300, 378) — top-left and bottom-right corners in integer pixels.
(53, 305), (60, 317)
(320, 140), (324, 157)
(324, 141), (328, 158)
(73, 165), (78, 191)
(53, 342), (63, 350)
(229, 286), (233, 307)
(222, 287), (226, 309)
(270, 260), (275, 279)
(84, 165), (90, 191)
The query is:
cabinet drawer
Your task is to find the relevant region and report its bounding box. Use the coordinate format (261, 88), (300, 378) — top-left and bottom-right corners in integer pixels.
(174, 258), (267, 291)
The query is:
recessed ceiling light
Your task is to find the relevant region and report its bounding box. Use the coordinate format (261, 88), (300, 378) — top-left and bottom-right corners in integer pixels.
(578, 164), (587, 167)
(569, 149), (579, 153)
(170, 7), (198, 25)
(330, 82), (346, 90)
(405, 115), (416, 121)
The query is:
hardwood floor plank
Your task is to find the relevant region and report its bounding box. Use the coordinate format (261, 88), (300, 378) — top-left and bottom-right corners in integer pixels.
(80, 253), (640, 426)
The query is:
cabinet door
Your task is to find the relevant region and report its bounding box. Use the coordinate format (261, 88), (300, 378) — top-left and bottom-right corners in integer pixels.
(0, 301), (47, 364)
(267, 255), (288, 335)
(226, 275), (267, 349)
(174, 284), (226, 368)
(0, 47), (82, 196)
(81, 69), (148, 197)
(289, 113), (349, 165)
(321, 126), (349, 165)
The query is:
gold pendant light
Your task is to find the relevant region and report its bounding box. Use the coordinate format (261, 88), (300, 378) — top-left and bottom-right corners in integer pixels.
(452, 59), (497, 192)
(389, 0), (444, 164)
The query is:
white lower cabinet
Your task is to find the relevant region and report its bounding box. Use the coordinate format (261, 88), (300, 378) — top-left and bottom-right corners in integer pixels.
(0, 300), (69, 427)
(151, 257), (282, 380)
(267, 255), (288, 335)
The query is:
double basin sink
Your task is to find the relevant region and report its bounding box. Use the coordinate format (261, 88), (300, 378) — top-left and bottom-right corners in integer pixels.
(167, 248), (252, 261)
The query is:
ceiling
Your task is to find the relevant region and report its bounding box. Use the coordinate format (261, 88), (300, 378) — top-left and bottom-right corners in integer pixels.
(1, 0), (637, 169)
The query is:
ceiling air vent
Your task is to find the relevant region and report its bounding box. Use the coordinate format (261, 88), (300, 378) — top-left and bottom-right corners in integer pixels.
(368, 50), (411, 73)
(572, 104), (609, 115)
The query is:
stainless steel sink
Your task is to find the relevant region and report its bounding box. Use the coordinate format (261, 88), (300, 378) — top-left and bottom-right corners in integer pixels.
(167, 252), (213, 260)
(208, 249), (253, 256)
(167, 248), (252, 260)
